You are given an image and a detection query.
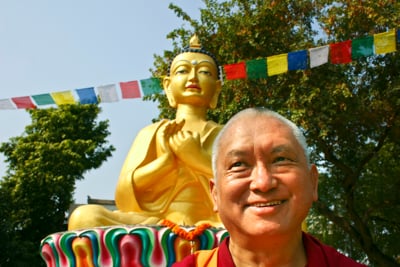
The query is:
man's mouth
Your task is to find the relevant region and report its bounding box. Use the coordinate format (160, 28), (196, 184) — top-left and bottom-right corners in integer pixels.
(250, 200), (285, 207)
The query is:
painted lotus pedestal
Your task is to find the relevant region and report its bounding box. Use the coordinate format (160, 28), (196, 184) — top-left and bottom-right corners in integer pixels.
(40, 224), (227, 267)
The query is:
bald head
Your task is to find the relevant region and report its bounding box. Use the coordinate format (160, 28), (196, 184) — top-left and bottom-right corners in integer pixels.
(211, 108), (310, 181)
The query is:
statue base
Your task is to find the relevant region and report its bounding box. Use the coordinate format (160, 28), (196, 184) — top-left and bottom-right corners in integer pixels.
(40, 224), (228, 267)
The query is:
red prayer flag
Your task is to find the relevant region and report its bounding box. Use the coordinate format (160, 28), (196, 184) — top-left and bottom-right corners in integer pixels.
(330, 40), (352, 64)
(119, 80), (141, 99)
(223, 62), (247, 80)
(11, 96), (36, 109)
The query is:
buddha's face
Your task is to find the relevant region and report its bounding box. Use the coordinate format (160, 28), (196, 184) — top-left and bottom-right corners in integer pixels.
(163, 52), (221, 109)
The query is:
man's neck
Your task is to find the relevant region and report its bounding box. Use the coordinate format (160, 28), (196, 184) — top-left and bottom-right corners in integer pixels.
(229, 232), (307, 267)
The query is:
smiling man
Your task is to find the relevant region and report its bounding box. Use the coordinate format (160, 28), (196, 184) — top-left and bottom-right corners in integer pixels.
(173, 108), (366, 266)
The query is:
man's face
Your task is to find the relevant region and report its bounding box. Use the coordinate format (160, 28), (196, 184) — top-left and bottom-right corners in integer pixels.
(211, 115), (318, 239)
(164, 52), (221, 108)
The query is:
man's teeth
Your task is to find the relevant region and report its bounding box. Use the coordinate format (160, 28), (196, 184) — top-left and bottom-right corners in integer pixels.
(253, 201), (283, 207)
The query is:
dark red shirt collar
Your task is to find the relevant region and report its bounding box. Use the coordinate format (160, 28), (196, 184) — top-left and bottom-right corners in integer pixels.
(218, 233), (365, 267)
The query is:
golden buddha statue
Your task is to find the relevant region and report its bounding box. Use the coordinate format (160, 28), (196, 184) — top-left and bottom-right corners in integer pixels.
(68, 35), (223, 230)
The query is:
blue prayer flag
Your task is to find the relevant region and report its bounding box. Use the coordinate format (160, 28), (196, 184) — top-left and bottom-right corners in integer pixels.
(397, 29), (400, 43)
(76, 87), (98, 104)
(288, 50), (308, 71)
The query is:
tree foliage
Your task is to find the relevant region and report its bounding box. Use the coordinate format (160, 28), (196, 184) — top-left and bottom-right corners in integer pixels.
(146, 0), (400, 266)
(0, 104), (115, 266)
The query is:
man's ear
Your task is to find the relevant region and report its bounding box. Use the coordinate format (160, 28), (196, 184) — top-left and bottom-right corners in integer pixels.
(209, 80), (222, 109)
(163, 77), (176, 108)
(209, 179), (218, 212)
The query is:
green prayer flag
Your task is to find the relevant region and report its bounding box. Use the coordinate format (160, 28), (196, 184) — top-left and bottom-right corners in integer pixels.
(352, 36), (374, 59)
(246, 59), (267, 79)
(32, 93), (55, 105)
(140, 78), (162, 96)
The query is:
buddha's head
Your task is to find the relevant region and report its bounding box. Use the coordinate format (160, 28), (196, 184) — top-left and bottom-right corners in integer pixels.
(163, 35), (222, 109)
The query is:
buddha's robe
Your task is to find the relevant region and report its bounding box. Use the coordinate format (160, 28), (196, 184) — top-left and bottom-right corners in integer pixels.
(68, 119), (222, 230)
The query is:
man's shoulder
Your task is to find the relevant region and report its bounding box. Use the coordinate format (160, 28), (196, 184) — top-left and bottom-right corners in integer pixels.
(173, 237), (235, 267)
(304, 233), (366, 267)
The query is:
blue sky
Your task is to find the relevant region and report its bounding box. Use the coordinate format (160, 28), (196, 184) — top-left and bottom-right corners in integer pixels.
(0, 1), (204, 203)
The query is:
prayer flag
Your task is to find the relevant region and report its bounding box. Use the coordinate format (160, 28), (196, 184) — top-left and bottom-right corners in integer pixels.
(309, 45), (329, 68)
(11, 96), (36, 109)
(140, 78), (163, 96)
(374, 29), (396, 54)
(267, 53), (288, 76)
(330, 40), (352, 64)
(223, 62), (247, 80)
(76, 87), (98, 104)
(97, 84), (119, 103)
(120, 80), (141, 99)
(245, 59), (267, 79)
(397, 29), (400, 43)
(51, 90), (76, 105)
(32, 93), (55, 105)
(288, 50), (308, 71)
(0, 99), (16, 110)
(218, 66), (225, 86)
(352, 36), (374, 59)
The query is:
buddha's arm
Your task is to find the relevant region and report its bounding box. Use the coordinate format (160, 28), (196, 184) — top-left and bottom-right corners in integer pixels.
(115, 146), (176, 212)
(132, 151), (176, 189)
(115, 121), (174, 212)
(132, 119), (184, 189)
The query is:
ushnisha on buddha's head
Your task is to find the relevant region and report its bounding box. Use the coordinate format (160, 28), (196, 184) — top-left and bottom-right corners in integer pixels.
(163, 35), (222, 109)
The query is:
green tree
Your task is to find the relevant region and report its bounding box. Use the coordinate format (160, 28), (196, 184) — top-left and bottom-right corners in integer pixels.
(0, 104), (115, 266)
(146, 0), (400, 266)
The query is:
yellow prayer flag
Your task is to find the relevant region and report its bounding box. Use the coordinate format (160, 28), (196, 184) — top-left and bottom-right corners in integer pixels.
(267, 53), (288, 76)
(374, 29), (396, 55)
(51, 90), (76, 105)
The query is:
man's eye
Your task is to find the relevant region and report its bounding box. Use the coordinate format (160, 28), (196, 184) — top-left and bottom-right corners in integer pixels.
(229, 161), (246, 170)
(273, 156), (292, 163)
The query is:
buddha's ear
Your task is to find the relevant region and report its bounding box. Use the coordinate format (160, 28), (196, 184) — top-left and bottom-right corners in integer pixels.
(209, 80), (222, 109)
(163, 76), (177, 108)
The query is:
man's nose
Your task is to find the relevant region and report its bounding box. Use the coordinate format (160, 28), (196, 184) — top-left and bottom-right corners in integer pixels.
(249, 164), (277, 192)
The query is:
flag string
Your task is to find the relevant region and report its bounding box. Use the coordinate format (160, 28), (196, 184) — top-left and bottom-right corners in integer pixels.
(1, 29), (398, 110)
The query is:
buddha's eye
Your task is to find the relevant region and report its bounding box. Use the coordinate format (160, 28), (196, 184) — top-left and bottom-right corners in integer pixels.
(175, 69), (188, 75)
(199, 70), (212, 76)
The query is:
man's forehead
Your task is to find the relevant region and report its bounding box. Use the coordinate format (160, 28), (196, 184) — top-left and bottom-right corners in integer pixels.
(219, 115), (295, 147)
(223, 115), (278, 134)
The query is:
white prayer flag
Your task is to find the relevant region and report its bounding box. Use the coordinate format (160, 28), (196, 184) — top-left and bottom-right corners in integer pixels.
(0, 99), (16, 110)
(97, 84), (119, 103)
(309, 45), (329, 68)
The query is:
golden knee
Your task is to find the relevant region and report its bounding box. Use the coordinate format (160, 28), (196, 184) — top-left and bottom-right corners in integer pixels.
(68, 204), (112, 230)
